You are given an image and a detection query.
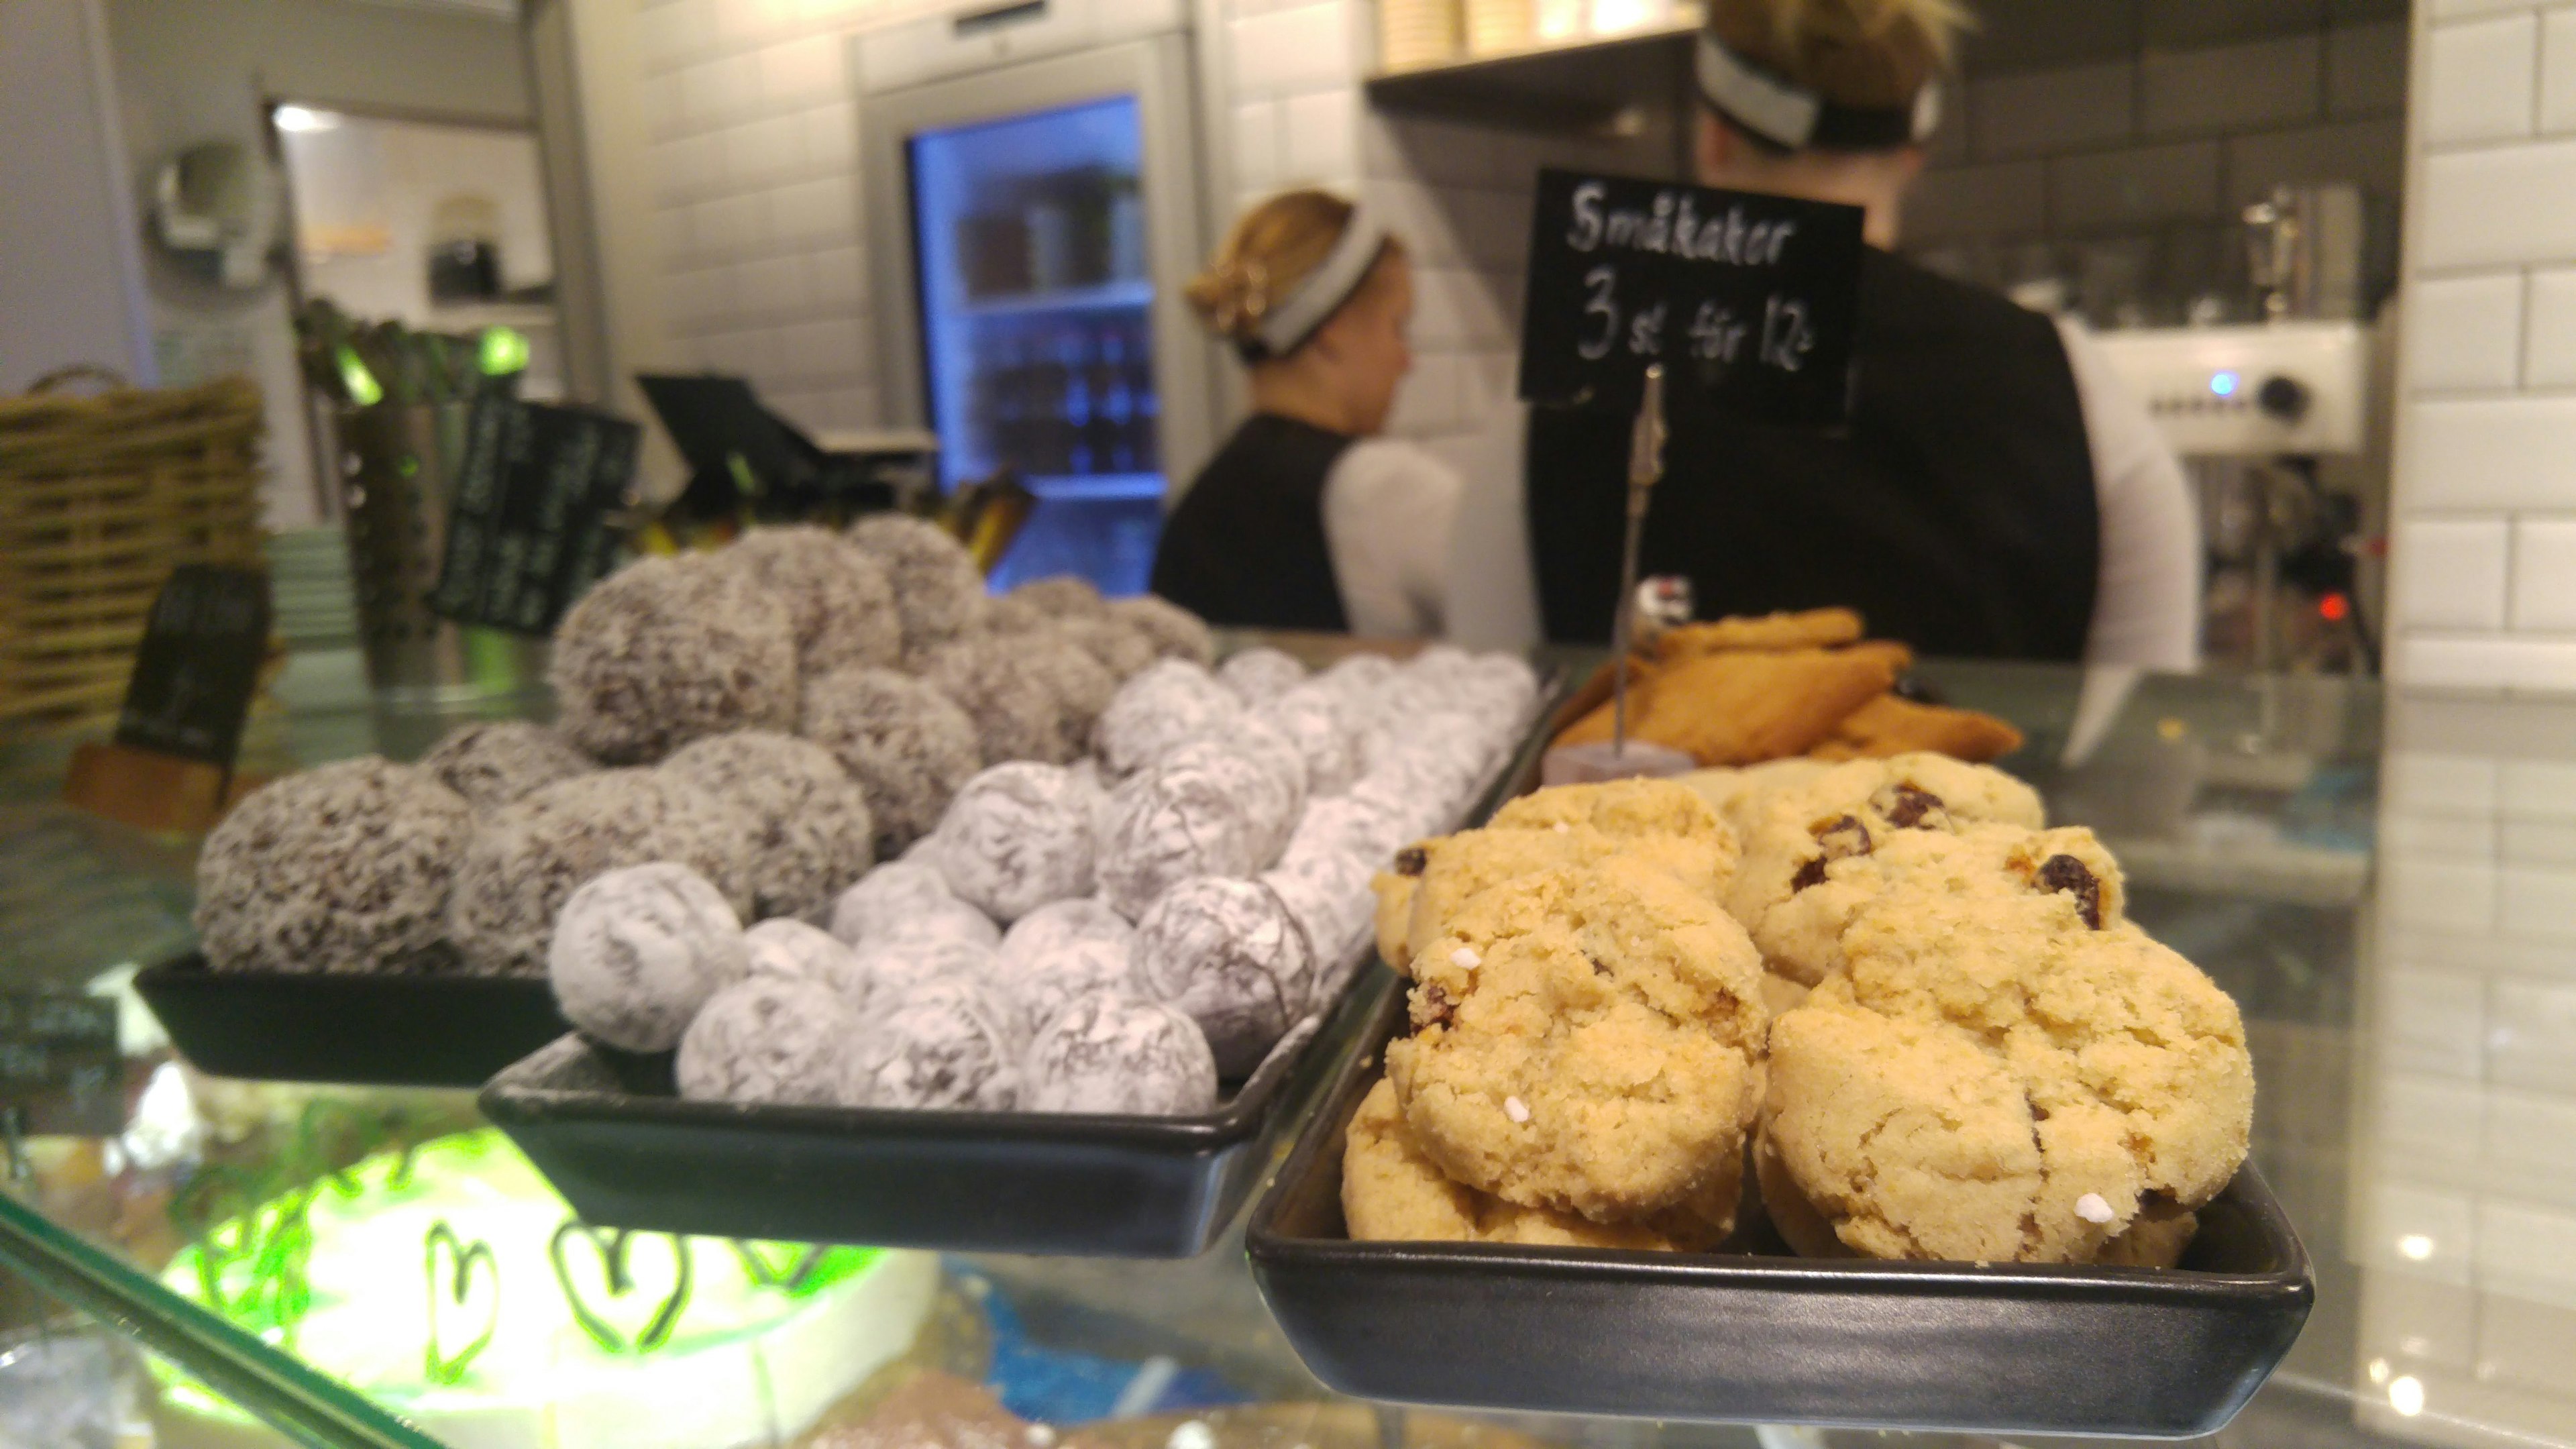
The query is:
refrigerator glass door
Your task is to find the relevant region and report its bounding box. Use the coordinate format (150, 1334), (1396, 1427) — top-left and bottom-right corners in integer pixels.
(907, 95), (1163, 593)
(862, 34), (1215, 601)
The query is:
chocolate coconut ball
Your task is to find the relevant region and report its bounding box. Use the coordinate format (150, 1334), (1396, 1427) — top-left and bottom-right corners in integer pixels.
(713, 525), (902, 675)
(1096, 739), (1299, 920)
(799, 667), (981, 857)
(549, 555), (800, 764)
(1107, 594), (1215, 666)
(845, 513), (989, 663)
(1095, 660), (1244, 777)
(988, 575), (1111, 634)
(1026, 998), (1218, 1116)
(662, 731), (875, 921)
(419, 720), (592, 808)
(930, 763), (1098, 922)
(920, 635), (1069, 766)
(445, 769), (753, 975)
(851, 978), (1022, 1110)
(1017, 630), (1120, 759)
(194, 759), (474, 974)
(1133, 876), (1317, 1075)
(548, 863), (746, 1052)
(677, 975), (867, 1108)
(1055, 614), (1163, 682)
(1218, 647), (1307, 706)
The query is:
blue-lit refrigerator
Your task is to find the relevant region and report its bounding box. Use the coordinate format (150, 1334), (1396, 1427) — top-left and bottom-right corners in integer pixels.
(856, 8), (1219, 596)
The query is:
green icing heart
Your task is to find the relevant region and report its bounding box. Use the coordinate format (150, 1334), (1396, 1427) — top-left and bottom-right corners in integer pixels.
(423, 1222), (499, 1385)
(547, 1220), (692, 1355)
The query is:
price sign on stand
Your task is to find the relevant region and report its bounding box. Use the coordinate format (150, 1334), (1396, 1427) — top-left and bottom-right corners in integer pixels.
(0, 990), (121, 1136)
(1519, 170), (1868, 423)
(114, 565), (272, 767)
(432, 398), (641, 635)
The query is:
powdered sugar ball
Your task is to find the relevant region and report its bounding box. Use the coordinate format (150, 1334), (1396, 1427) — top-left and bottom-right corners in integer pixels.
(743, 917), (860, 985)
(1286, 792), (1413, 869)
(931, 763), (1097, 922)
(1263, 849), (1377, 1011)
(712, 525), (902, 675)
(1107, 594), (1216, 666)
(1027, 998), (1218, 1115)
(800, 668), (981, 856)
(827, 860), (959, 947)
(842, 933), (1000, 1010)
(1232, 714), (1309, 843)
(446, 769), (753, 975)
(845, 513), (989, 663)
(1096, 660), (1243, 777)
(662, 731), (874, 921)
(1260, 684), (1362, 799)
(1316, 652), (1399, 708)
(1218, 647), (1307, 706)
(420, 720), (592, 808)
(1054, 615), (1162, 682)
(852, 979), (1022, 1109)
(195, 759), (474, 974)
(1096, 740), (1298, 920)
(1133, 877), (1317, 1074)
(997, 899), (1142, 1045)
(677, 975), (866, 1107)
(548, 863), (746, 1052)
(862, 895), (1000, 954)
(922, 634), (1070, 766)
(549, 554), (799, 765)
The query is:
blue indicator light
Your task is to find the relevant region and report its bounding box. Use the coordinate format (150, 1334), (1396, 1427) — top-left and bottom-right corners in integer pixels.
(2210, 370), (2241, 398)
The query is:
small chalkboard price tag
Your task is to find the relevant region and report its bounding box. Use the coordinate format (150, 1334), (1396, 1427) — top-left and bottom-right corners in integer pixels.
(1519, 169), (1868, 425)
(0, 990), (120, 1136)
(113, 565), (271, 767)
(431, 400), (641, 635)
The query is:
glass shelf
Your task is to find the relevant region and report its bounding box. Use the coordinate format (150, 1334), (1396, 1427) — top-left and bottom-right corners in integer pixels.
(3, 641), (2573, 1449)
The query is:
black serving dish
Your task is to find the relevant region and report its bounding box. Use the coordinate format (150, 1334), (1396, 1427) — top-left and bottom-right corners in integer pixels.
(479, 665), (1570, 1258)
(137, 953), (572, 1087)
(1246, 989), (2315, 1437)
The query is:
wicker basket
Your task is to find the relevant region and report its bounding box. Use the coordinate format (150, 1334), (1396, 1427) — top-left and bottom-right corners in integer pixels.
(0, 366), (266, 739)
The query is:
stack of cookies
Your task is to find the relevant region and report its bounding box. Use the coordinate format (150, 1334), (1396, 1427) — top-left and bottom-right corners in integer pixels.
(1351, 760), (2256, 1268)
(1550, 607), (2025, 765)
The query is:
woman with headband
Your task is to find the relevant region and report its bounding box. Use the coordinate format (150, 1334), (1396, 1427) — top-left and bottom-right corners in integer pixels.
(1152, 189), (1459, 636)
(1527, 0), (2199, 669)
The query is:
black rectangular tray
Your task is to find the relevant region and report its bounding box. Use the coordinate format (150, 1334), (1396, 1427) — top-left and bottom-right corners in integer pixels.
(477, 664), (1569, 1258)
(1246, 990), (2315, 1437)
(136, 953), (572, 1087)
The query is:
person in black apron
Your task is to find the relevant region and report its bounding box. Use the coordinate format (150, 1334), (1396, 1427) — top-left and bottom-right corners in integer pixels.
(1154, 190), (1461, 636)
(1527, 0), (2199, 667)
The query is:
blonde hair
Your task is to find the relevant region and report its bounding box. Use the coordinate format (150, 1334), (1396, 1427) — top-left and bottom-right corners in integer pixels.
(1185, 189), (1403, 349)
(1707, 0), (1974, 112)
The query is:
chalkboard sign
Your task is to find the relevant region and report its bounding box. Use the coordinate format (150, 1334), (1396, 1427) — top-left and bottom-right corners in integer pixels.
(1519, 170), (1868, 425)
(431, 398), (640, 635)
(0, 990), (119, 1136)
(113, 565), (271, 767)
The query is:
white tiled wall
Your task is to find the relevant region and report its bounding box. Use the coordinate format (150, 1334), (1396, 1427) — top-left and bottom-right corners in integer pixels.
(2389, 0), (2576, 688)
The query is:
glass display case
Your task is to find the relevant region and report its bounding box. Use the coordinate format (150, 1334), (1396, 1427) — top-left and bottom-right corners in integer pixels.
(3, 641), (2570, 1449)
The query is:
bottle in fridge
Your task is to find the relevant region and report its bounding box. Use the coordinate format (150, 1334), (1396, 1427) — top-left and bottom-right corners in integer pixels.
(861, 20), (1215, 600)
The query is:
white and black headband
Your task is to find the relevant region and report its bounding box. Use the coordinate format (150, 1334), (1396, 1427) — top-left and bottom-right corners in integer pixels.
(1240, 205), (1392, 360)
(1693, 30), (1941, 152)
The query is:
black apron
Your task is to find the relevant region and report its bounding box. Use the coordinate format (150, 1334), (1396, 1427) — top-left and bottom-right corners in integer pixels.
(1526, 248), (2102, 661)
(1152, 413), (1354, 631)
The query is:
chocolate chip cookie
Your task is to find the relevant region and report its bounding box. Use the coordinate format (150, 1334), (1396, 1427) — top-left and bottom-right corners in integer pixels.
(1385, 858), (1766, 1224)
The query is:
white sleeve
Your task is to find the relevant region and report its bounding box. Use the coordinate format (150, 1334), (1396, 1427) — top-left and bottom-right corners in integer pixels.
(2055, 317), (2202, 672)
(1320, 439), (1464, 638)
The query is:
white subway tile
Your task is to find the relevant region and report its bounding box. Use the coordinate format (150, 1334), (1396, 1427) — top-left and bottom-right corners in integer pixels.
(773, 175), (857, 243)
(2502, 863), (2576, 937)
(2385, 812), (2500, 857)
(800, 102), (856, 178)
(1281, 89), (1359, 184)
(2432, 0), (2551, 16)
(2377, 1072), (2492, 1176)
(654, 205), (698, 270)
(2491, 976), (2576, 1091)
(1387, 350), (1462, 435)
(2420, 139), (2576, 268)
(758, 34), (841, 104)
(2365, 1181), (2479, 1285)
(2475, 1292), (2576, 1392)
(722, 114), (802, 184)
(2477, 1199), (2576, 1294)
(2503, 816), (2576, 862)
(2402, 396), (2576, 510)
(2544, 7), (2576, 131)
(1409, 266), (1468, 347)
(2386, 751), (2503, 816)
(2410, 273), (2525, 392)
(2383, 851), (2502, 930)
(1231, 4), (1355, 99)
(812, 244), (865, 308)
(1233, 101), (1282, 191)
(2399, 632), (2576, 688)
(2424, 14), (2540, 146)
(2512, 517), (2576, 627)
(2359, 1273), (2480, 1371)
(736, 252), (811, 315)
(2500, 757), (2576, 819)
(2526, 268), (2576, 384)
(2377, 969), (2490, 1077)
(2395, 518), (2512, 628)
(780, 318), (864, 381)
